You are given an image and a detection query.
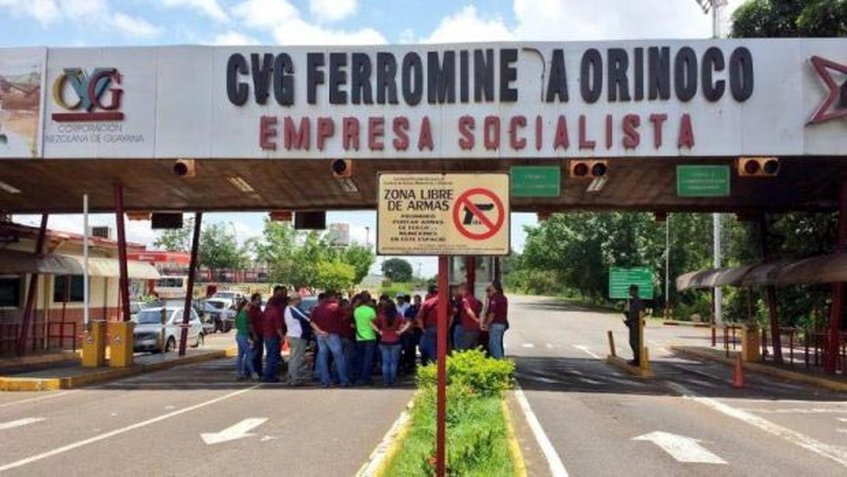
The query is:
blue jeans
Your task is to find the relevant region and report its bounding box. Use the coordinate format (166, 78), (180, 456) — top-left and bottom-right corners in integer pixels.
(317, 334), (350, 386)
(236, 335), (256, 378)
(380, 343), (401, 386)
(420, 327), (438, 365)
(340, 337), (356, 382)
(452, 324), (464, 352)
(263, 336), (280, 381)
(355, 340), (377, 384)
(488, 323), (506, 359)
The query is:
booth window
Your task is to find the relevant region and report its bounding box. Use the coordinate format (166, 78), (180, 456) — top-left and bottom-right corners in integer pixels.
(0, 276), (22, 308)
(53, 275), (85, 303)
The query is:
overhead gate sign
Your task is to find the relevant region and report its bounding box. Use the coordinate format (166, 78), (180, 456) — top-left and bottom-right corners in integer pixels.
(378, 173), (510, 256)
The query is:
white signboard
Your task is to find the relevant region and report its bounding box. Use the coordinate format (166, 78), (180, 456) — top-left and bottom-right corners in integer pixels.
(10, 39), (847, 160)
(377, 173), (510, 256)
(0, 47), (45, 159)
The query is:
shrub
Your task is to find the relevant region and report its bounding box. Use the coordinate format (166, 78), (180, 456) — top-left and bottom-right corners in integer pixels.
(417, 349), (515, 397)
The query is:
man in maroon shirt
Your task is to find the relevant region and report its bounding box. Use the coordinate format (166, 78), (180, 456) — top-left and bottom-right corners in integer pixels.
(248, 292), (264, 375)
(416, 290), (453, 364)
(482, 281), (509, 359)
(310, 292), (351, 387)
(261, 286), (287, 382)
(457, 283), (482, 351)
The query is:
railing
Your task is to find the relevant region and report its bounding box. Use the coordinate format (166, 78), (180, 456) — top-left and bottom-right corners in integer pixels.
(0, 323), (20, 354)
(47, 321), (78, 353)
(710, 324), (845, 374)
(0, 321), (79, 356)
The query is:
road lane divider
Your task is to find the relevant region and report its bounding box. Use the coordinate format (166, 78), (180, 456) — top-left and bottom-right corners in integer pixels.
(514, 383), (569, 477)
(632, 431), (727, 464)
(0, 384), (261, 472)
(0, 417), (45, 431)
(573, 345), (601, 360)
(667, 382), (847, 469)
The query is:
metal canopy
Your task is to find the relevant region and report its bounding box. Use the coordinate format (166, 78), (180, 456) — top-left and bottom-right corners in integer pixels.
(676, 253), (847, 290)
(0, 249), (160, 279)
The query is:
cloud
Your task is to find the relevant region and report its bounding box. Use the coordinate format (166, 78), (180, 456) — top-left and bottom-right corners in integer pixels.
(233, 0), (385, 45)
(309, 0), (356, 24)
(0, 0), (59, 25)
(420, 5), (514, 44)
(112, 12), (162, 38)
(211, 30), (260, 45)
(160, 0), (227, 22)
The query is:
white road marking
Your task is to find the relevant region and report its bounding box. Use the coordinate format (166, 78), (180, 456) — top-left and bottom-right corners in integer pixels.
(533, 376), (559, 384)
(838, 418), (847, 422)
(0, 418), (45, 431)
(164, 405), (176, 410)
(0, 391), (77, 409)
(546, 343), (554, 349)
(522, 343), (536, 348)
(686, 378), (717, 388)
(633, 431), (727, 464)
(514, 383), (569, 477)
(837, 429), (847, 434)
(744, 408), (847, 415)
(578, 377), (603, 385)
(260, 435), (279, 442)
(0, 384), (260, 472)
(668, 382), (847, 468)
(357, 397), (414, 477)
(573, 345), (601, 360)
(201, 418), (268, 445)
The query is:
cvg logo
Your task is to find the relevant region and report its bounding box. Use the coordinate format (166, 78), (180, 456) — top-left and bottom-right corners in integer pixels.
(51, 67), (124, 122)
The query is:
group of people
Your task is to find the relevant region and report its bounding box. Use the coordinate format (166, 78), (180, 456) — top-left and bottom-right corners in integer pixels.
(231, 281), (510, 387)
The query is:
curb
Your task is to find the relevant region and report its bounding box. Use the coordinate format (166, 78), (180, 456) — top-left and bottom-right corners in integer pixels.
(606, 355), (653, 378)
(0, 348), (233, 392)
(502, 398), (528, 477)
(356, 394), (417, 477)
(670, 346), (847, 393)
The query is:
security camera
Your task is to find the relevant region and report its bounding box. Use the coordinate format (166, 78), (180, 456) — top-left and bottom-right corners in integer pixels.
(174, 159), (196, 177)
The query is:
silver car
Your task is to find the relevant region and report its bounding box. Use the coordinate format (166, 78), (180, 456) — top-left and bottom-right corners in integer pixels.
(132, 307), (205, 353)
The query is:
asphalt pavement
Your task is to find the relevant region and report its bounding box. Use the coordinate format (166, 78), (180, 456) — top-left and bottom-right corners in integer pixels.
(507, 295), (847, 476)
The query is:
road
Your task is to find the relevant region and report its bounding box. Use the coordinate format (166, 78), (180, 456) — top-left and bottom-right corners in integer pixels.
(507, 295), (847, 476)
(1, 295), (845, 476)
(0, 358), (413, 476)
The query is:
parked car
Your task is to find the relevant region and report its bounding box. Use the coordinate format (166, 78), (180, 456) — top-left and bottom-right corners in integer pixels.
(132, 307), (204, 353)
(299, 296), (319, 316)
(212, 290), (243, 308)
(200, 298), (236, 333)
(129, 301), (148, 321)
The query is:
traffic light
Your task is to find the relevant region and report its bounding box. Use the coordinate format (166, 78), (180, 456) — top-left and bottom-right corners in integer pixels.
(569, 160), (607, 179)
(737, 157), (780, 177)
(331, 159), (353, 178)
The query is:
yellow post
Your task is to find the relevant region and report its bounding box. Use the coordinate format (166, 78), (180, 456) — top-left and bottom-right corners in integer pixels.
(108, 321), (134, 368)
(639, 313), (650, 371)
(607, 330), (616, 357)
(81, 321), (106, 368)
(741, 325), (762, 362)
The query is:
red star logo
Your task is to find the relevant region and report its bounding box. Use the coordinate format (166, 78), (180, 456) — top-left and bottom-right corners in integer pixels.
(808, 56), (847, 125)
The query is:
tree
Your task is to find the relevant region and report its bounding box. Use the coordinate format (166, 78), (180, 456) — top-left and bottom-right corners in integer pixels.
(731, 0), (847, 37)
(199, 222), (248, 272)
(153, 216), (193, 252)
(343, 244), (376, 285)
(382, 258), (414, 282)
(314, 260), (356, 292)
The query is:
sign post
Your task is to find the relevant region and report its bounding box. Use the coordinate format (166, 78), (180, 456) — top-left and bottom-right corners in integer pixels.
(377, 172), (510, 477)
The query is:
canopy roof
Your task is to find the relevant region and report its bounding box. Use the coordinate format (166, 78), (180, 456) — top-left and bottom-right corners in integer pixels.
(0, 249), (160, 279)
(676, 252), (847, 290)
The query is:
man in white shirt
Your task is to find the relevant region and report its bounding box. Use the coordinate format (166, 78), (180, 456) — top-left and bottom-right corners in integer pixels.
(396, 295), (411, 318)
(284, 296), (311, 386)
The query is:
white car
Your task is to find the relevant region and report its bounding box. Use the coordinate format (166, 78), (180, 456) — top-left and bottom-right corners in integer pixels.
(132, 307), (205, 353)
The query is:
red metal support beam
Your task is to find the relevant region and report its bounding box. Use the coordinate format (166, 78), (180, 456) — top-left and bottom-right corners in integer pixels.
(465, 256), (476, 293)
(179, 212), (202, 357)
(824, 182), (847, 373)
(435, 255), (449, 477)
(115, 183), (131, 323)
(16, 214), (48, 356)
(758, 217), (783, 364)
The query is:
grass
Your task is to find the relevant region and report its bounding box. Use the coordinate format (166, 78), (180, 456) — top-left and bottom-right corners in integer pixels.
(384, 390), (513, 477)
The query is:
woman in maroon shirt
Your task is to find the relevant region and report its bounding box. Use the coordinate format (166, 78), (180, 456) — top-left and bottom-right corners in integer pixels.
(373, 301), (411, 386)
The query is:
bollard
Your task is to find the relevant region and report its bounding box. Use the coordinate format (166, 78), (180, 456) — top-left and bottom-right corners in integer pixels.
(607, 330), (616, 358)
(640, 347), (651, 373)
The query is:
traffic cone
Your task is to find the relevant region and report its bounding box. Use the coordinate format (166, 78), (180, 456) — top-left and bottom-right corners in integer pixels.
(732, 354), (744, 388)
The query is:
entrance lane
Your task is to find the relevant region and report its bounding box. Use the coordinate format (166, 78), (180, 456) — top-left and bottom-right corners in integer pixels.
(508, 295), (847, 476)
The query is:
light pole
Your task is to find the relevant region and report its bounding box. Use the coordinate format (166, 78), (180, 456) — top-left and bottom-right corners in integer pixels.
(696, 0), (728, 326)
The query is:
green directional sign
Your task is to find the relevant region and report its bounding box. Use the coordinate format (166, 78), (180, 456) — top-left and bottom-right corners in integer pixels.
(510, 166), (561, 198)
(609, 267), (654, 299)
(676, 165), (730, 197)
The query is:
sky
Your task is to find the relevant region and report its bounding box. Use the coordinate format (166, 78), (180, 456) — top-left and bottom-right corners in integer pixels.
(4, 0), (747, 277)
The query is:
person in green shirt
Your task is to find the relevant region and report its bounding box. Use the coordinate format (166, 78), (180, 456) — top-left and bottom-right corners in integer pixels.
(353, 293), (377, 385)
(234, 298), (256, 381)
